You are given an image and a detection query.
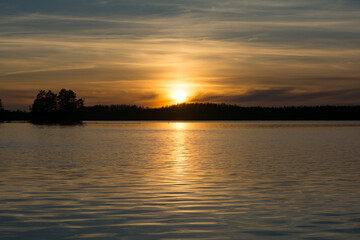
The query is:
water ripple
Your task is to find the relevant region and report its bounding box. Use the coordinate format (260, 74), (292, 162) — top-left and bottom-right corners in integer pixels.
(1, 122), (360, 239)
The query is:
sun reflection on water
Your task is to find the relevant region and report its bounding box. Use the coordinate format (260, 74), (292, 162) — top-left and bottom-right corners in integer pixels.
(2, 122), (359, 239)
(170, 122), (188, 176)
(172, 122), (186, 130)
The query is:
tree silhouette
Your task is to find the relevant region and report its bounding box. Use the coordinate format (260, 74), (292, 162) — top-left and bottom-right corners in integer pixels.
(0, 98), (4, 122)
(57, 89), (84, 121)
(31, 89), (84, 124)
(31, 90), (58, 122)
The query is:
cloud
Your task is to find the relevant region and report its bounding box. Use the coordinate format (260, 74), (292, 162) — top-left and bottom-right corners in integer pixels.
(192, 88), (360, 106)
(1, 0), (360, 109)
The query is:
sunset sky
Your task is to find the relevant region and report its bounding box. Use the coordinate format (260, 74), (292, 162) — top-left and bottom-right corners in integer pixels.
(1, 0), (360, 110)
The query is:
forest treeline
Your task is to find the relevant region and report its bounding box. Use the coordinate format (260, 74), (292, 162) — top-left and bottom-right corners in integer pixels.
(0, 99), (4, 122)
(1, 98), (29, 121)
(1, 90), (360, 123)
(82, 103), (360, 120)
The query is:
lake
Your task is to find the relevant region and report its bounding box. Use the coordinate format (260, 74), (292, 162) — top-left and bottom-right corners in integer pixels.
(0, 121), (360, 239)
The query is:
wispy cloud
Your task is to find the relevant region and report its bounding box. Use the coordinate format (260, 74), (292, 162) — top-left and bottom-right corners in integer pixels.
(1, 0), (360, 109)
(192, 87), (360, 106)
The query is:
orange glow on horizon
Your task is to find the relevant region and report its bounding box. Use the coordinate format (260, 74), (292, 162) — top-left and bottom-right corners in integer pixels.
(172, 89), (187, 103)
(163, 82), (199, 106)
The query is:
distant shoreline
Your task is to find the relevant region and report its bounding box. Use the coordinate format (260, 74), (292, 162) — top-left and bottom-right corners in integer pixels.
(1, 103), (360, 122)
(3, 120), (360, 123)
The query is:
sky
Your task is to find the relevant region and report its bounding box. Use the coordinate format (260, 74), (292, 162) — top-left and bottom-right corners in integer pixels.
(1, 0), (360, 110)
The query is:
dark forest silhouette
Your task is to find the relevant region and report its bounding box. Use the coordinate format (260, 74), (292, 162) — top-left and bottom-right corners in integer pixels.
(31, 89), (84, 124)
(0, 97), (29, 122)
(1, 91), (360, 123)
(83, 103), (360, 121)
(0, 99), (4, 122)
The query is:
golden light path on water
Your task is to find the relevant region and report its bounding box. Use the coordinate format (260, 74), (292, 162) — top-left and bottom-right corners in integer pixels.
(1, 122), (360, 239)
(172, 122), (187, 175)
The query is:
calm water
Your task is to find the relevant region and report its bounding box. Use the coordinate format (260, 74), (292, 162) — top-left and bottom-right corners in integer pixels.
(0, 121), (360, 240)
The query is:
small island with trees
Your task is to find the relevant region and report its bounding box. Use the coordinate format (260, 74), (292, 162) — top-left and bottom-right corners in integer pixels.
(0, 89), (360, 124)
(31, 89), (84, 124)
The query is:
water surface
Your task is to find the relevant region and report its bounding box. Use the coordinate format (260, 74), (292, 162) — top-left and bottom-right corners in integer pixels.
(1, 121), (360, 239)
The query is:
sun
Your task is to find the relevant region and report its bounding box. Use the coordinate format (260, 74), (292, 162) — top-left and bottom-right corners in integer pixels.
(173, 90), (187, 103)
